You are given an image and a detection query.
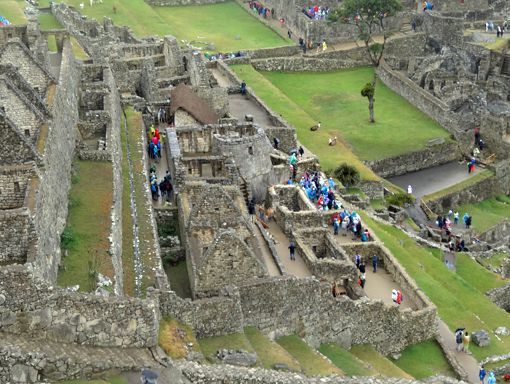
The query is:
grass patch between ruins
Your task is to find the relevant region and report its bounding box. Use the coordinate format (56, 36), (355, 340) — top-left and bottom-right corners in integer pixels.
(234, 65), (450, 162)
(454, 253), (508, 293)
(40, 0), (290, 52)
(390, 340), (456, 379)
(159, 316), (200, 360)
(349, 345), (412, 379)
(198, 332), (255, 363)
(123, 107), (160, 294)
(244, 327), (302, 372)
(230, 64), (379, 181)
(455, 195), (510, 234)
(58, 160), (115, 292)
(276, 335), (343, 376)
(319, 343), (375, 376)
(37, 12), (61, 30)
(0, 0), (28, 25)
(164, 259), (192, 299)
(362, 214), (510, 360)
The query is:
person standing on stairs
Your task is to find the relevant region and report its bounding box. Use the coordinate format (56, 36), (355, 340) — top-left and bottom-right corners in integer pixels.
(248, 198), (256, 222)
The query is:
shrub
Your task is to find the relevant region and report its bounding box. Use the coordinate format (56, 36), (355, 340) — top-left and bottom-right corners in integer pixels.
(386, 192), (415, 207)
(334, 163), (361, 188)
(60, 226), (75, 250)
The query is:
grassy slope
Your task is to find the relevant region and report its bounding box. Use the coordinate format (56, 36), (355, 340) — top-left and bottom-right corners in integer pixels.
(0, 0), (27, 24)
(391, 340), (456, 379)
(198, 332), (255, 362)
(35, 0), (289, 52)
(37, 12), (61, 30)
(349, 345), (412, 379)
(455, 253), (508, 293)
(124, 107), (159, 292)
(319, 343), (375, 376)
(159, 316), (199, 359)
(363, 215), (510, 359)
(230, 64), (379, 180)
(259, 67), (450, 161)
(58, 161), (114, 291)
(245, 327), (302, 371)
(456, 195), (510, 233)
(276, 335), (343, 376)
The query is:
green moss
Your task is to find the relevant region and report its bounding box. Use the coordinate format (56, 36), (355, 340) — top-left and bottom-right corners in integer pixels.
(319, 343), (374, 376)
(349, 345), (412, 379)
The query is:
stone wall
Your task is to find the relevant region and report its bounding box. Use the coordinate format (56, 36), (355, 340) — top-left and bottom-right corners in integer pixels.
(0, 209), (35, 263)
(0, 165), (35, 209)
(422, 11), (464, 49)
(478, 219), (510, 245)
(32, 39), (80, 283)
(486, 283), (510, 312)
(144, 0), (227, 5)
(365, 140), (459, 178)
(251, 57), (367, 72)
(423, 172), (500, 214)
(0, 265), (159, 347)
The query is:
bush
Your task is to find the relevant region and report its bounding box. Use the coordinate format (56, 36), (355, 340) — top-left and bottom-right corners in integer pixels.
(334, 163), (361, 188)
(60, 226), (75, 250)
(386, 192), (414, 207)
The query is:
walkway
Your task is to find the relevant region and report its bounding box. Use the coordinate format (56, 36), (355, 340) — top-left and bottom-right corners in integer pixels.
(266, 220), (312, 277)
(387, 161), (475, 201)
(253, 222), (281, 277)
(362, 265), (411, 310)
(438, 320), (480, 384)
(152, 122), (173, 208)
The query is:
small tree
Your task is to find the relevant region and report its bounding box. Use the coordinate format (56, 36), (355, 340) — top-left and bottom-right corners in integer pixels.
(331, 0), (402, 122)
(334, 163), (361, 188)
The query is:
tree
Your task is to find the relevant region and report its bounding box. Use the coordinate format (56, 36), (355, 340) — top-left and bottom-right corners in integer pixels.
(333, 163), (360, 188)
(330, 0), (402, 122)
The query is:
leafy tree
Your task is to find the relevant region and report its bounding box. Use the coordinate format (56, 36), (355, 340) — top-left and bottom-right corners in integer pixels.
(334, 163), (361, 188)
(330, 0), (402, 122)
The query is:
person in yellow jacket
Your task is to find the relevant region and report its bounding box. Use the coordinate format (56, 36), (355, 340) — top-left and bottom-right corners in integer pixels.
(322, 40), (328, 51)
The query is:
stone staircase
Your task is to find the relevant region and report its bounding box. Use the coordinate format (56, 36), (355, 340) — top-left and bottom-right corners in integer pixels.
(501, 55), (510, 76)
(0, 332), (157, 382)
(240, 178), (252, 208)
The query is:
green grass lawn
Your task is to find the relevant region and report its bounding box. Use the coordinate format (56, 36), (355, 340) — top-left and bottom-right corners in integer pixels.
(276, 335), (343, 376)
(455, 253), (508, 293)
(455, 195), (510, 233)
(20, 0), (290, 52)
(58, 161), (114, 291)
(37, 12), (61, 30)
(363, 214), (510, 360)
(245, 327), (302, 372)
(349, 345), (412, 379)
(391, 340), (455, 379)
(230, 64), (379, 180)
(243, 66), (450, 162)
(159, 316), (200, 359)
(198, 332), (255, 362)
(319, 343), (374, 376)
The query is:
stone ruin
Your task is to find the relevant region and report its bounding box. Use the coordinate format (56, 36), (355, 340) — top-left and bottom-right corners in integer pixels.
(0, 0), (508, 382)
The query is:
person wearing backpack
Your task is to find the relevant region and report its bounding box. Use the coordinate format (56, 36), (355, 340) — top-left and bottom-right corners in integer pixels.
(455, 329), (464, 352)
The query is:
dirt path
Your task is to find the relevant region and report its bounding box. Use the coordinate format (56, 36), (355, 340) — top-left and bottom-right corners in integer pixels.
(253, 222), (282, 276)
(151, 123), (173, 208)
(266, 220), (312, 277)
(438, 320), (480, 384)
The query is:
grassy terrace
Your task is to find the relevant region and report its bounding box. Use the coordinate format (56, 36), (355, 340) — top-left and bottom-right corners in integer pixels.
(422, 169), (494, 203)
(123, 107), (160, 294)
(455, 195), (510, 233)
(58, 161), (114, 292)
(363, 214), (510, 360)
(5, 0), (291, 52)
(231, 65), (450, 169)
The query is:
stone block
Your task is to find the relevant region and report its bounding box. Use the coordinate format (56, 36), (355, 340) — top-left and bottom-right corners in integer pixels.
(495, 326), (509, 336)
(10, 364), (38, 383)
(472, 330), (490, 347)
(217, 349), (258, 367)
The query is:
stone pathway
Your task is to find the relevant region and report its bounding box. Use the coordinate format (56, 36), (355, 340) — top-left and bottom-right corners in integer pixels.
(151, 122), (173, 208)
(253, 222), (281, 276)
(266, 220), (312, 277)
(362, 264), (412, 310)
(438, 320), (480, 384)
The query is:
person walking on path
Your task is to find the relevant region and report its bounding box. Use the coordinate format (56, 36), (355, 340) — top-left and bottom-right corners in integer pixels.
(333, 218), (340, 235)
(288, 241), (296, 261)
(355, 253), (361, 270)
(487, 371), (496, 384)
(455, 328), (464, 352)
(359, 261), (366, 274)
(372, 255), (378, 273)
(407, 184), (413, 194)
(479, 366), (487, 384)
(463, 331), (471, 354)
(248, 198), (256, 221)
(359, 273), (366, 288)
(454, 211), (459, 225)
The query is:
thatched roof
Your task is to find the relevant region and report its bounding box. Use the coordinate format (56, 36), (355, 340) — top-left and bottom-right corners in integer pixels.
(170, 84), (218, 125)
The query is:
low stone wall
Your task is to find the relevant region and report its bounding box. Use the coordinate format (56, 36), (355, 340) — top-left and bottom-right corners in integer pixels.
(0, 265), (159, 347)
(422, 171), (499, 214)
(77, 149), (112, 162)
(265, 126), (296, 154)
(366, 141), (459, 178)
(479, 219), (510, 245)
(144, 0), (227, 5)
(359, 180), (384, 200)
(251, 57), (365, 72)
(486, 283), (510, 312)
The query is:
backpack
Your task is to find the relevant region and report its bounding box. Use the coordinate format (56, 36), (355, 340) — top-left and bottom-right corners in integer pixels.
(455, 331), (462, 344)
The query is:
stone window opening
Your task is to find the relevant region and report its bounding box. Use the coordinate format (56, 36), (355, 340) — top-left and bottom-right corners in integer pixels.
(13, 182), (20, 193)
(24, 129), (30, 137)
(248, 146), (254, 155)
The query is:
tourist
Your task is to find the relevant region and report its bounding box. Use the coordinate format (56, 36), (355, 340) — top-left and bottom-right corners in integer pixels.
(454, 211), (459, 225)
(392, 289), (402, 305)
(240, 80), (247, 96)
(288, 30), (292, 39)
(266, 206), (274, 221)
(333, 218), (340, 235)
(455, 328), (464, 352)
(463, 331), (471, 353)
(359, 261), (366, 274)
(474, 126), (481, 145)
(355, 253), (361, 269)
(273, 137), (280, 150)
(322, 40), (328, 51)
(298, 145), (305, 158)
(288, 241), (296, 260)
(487, 371), (496, 384)
(248, 198), (256, 221)
(479, 366), (487, 384)
(372, 255), (378, 273)
(447, 209), (453, 220)
(407, 184), (413, 194)
(359, 273), (366, 288)
(411, 19), (417, 32)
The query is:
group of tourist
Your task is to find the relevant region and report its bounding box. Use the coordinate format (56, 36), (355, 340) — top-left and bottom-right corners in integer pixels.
(204, 51), (246, 61)
(147, 124), (163, 162)
(0, 16), (10, 26)
(248, 1), (274, 19)
(331, 209), (372, 241)
(485, 21), (506, 37)
(479, 365), (497, 384)
(149, 168), (173, 202)
(297, 171), (342, 211)
(302, 5), (331, 20)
